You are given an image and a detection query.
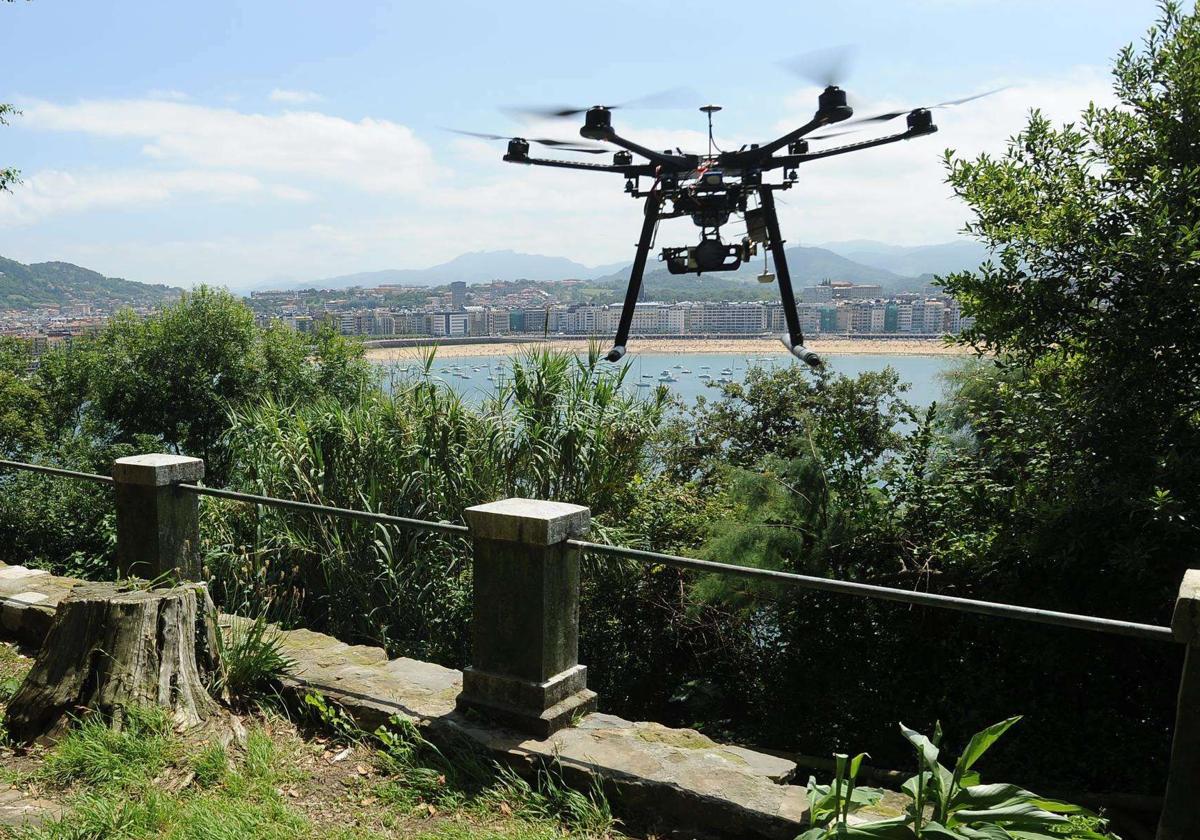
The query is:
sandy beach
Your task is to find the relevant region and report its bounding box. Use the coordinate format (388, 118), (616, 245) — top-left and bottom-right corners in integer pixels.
(364, 337), (972, 362)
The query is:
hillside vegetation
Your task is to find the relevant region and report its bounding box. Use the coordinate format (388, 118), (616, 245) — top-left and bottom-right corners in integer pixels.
(0, 256), (180, 311)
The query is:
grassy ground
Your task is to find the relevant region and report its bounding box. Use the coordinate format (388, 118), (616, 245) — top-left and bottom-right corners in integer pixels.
(0, 641), (630, 840)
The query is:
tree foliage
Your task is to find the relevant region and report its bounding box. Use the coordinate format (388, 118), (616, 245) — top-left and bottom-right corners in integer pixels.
(0, 103), (18, 193)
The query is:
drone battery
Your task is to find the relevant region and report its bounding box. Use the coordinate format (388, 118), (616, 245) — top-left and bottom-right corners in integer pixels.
(746, 207), (768, 244)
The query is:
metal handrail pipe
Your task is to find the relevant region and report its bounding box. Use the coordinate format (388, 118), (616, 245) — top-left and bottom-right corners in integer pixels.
(175, 483), (471, 536)
(570, 539), (1176, 643)
(0, 459), (115, 486)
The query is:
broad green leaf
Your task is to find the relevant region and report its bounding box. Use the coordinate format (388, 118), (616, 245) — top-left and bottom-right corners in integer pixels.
(900, 723), (941, 766)
(836, 817), (915, 839)
(849, 752), (870, 780)
(952, 783), (1032, 809)
(915, 821), (962, 839)
(951, 803), (1067, 826)
(955, 717), (1021, 777)
(956, 826), (1014, 840)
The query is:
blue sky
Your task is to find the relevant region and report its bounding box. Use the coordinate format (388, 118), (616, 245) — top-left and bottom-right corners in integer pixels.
(0, 0), (1168, 289)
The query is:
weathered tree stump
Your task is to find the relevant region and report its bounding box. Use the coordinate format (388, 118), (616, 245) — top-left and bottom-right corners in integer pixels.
(5, 581), (227, 744)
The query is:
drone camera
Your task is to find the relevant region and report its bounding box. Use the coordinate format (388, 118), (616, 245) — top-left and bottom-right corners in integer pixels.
(581, 106), (613, 140)
(503, 138), (530, 162)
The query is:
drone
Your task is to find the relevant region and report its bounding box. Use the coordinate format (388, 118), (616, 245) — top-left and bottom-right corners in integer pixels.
(453, 57), (999, 366)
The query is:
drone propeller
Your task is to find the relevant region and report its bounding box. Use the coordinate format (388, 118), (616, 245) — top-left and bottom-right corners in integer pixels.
(444, 128), (609, 154)
(781, 45), (857, 88)
(808, 87), (1007, 139)
(504, 87), (695, 121)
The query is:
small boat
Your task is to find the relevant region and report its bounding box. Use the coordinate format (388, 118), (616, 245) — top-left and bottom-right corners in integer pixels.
(659, 376), (678, 383)
(680, 369), (692, 374)
(698, 373), (711, 379)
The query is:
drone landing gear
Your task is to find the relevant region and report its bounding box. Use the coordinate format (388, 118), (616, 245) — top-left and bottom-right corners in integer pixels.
(758, 187), (822, 369)
(606, 191), (663, 362)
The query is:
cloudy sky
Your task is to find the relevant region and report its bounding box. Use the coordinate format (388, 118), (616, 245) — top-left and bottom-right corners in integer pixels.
(0, 0), (1165, 290)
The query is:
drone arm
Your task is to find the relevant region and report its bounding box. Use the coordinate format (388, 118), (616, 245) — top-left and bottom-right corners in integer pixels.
(748, 116), (827, 162)
(506, 153), (654, 177)
(583, 128), (693, 172)
(764, 123), (938, 169)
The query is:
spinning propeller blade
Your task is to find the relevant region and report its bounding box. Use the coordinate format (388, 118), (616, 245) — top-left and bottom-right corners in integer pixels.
(443, 128), (609, 154)
(811, 87), (1007, 138)
(781, 45), (857, 88)
(504, 87), (695, 121)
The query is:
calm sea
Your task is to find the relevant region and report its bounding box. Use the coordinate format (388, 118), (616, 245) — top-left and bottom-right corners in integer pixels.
(377, 351), (964, 408)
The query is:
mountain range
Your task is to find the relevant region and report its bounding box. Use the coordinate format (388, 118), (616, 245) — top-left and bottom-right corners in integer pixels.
(0, 239), (990, 312)
(0, 256), (180, 312)
(269, 251), (630, 292)
(294, 240), (988, 293)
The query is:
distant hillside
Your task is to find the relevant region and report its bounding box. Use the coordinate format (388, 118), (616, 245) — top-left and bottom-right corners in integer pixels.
(302, 250), (622, 290)
(0, 257), (181, 311)
(593, 245), (910, 291)
(816, 239), (990, 277)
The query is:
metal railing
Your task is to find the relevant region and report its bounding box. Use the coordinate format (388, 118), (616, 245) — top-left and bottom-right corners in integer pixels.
(4, 454), (1198, 838)
(0, 457), (1174, 644)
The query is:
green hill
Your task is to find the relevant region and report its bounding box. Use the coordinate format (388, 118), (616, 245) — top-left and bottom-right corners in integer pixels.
(0, 256), (181, 311)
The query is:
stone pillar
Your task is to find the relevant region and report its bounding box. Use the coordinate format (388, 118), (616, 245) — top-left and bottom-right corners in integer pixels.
(1159, 570), (1200, 840)
(457, 498), (597, 737)
(113, 454), (205, 582)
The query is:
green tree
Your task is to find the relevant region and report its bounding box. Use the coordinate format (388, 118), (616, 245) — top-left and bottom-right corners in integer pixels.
(80, 287), (373, 472)
(940, 1), (1200, 611)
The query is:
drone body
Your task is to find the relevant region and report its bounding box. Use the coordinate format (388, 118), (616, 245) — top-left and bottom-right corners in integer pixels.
(481, 81), (954, 366)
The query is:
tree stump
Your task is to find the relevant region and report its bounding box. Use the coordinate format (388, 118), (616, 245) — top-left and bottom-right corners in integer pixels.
(5, 581), (227, 744)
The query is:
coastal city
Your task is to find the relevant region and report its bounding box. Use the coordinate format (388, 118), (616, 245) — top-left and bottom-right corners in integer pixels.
(0, 277), (973, 356)
(249, 279), (973, 341)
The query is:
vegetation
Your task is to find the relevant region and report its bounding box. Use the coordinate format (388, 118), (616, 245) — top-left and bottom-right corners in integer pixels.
(215, 616), (296, 708)
(0, 104), (18, 195)
(798, 718), (1114, 839)
(0, 256), (181, 312)
(1, 702), (621, 840)
(0, 1), (1196, 823)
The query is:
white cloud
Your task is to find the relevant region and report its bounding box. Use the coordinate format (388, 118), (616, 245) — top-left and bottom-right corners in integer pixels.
(762, 66), (1115, 245)
(0, 169), (307, 225)
(269, 88), (324, 105)
(20, 98), (440, 193)
(2, 67), (1118, 286)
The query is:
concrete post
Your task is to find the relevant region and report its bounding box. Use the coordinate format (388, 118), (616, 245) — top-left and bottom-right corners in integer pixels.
(112, 454), (205, 582)
(1159, 570), (1200, 840)
(457, 498), (597, 737)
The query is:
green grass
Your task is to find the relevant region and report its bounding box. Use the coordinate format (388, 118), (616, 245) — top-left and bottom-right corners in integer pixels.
(216, 616), (295, 708)
(38, 706), (177, 789)
(0, 642), (30, 703)
(4, 706), (623, 840)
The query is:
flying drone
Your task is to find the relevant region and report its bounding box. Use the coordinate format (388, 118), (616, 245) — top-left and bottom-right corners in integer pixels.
(452, 53), (999, 367)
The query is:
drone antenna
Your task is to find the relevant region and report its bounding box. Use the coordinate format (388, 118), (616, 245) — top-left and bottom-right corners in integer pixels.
(700, 104), (722, 159)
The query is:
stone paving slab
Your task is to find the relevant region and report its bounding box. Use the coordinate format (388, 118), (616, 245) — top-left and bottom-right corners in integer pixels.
(0, 562), (910, 839)
(0, 785), (61, 828)
(0, 565), (78, 646)
(276, 641), (812, 838)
